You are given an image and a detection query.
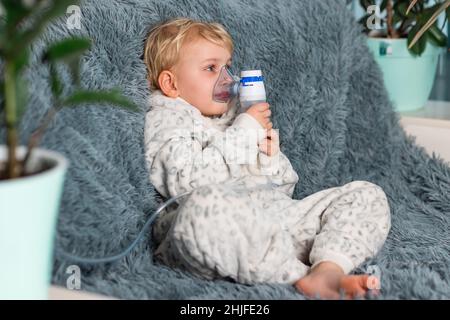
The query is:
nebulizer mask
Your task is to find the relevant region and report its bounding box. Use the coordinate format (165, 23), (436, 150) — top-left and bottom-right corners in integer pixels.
(212, 66), (267, 112)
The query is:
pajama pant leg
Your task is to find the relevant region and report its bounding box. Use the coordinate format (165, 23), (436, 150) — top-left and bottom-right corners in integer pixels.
(280, 180), (391, 274)
(152, 180), (391, 285)
(153, 183), (309, 285)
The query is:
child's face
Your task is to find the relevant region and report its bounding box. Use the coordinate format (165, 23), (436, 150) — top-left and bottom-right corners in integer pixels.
(171, 37), (232, 116)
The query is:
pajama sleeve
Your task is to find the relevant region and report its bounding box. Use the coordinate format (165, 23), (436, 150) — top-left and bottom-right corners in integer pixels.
(234, 114), (300, 197)
(144, 110), (266, 199)
(254, 152), (300, 197)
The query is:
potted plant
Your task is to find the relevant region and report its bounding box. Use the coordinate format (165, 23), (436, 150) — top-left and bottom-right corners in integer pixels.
(358, 0), (449, 112)
(0, 0), (138, 299)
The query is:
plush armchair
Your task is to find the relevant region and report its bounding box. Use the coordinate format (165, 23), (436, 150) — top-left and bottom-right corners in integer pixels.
(15, 0), (449, 299)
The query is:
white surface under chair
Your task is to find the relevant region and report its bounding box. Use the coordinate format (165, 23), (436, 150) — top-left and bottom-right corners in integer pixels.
(399, 100), (450, 164)
(48, 285), (116, 300)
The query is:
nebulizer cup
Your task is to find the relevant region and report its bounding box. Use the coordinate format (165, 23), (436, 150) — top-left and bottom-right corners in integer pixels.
(213, 66), (267, 113)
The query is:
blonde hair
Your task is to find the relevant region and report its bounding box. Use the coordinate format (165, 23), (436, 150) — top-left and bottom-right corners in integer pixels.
(143, 17), (234, 91)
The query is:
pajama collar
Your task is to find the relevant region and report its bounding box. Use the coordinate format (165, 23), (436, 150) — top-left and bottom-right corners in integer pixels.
(148, 90), (238, 132)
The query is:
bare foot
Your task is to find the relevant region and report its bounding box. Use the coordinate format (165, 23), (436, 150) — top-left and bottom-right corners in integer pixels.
(294, 261), (378, 299)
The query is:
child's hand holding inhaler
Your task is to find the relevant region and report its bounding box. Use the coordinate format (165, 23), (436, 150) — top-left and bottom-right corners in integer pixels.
(213, 68), (279, 157)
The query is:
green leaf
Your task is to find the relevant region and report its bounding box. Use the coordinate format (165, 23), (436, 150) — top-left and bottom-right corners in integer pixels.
(43, 37), (91, 85)
(1, 0), (32, 30)
(395, 1), (412, 19)
(408, 0), (449, 49)
(67, 58), (81, 85)
(15, 74), (28, 123)
(398, 17), (416, 35)
(358, 13), (372, 31)
(358, 13), (370, 25)
(408, 23), (428, 56)
(359, 0), (375, 11)
(393, 12), (404, 25)
(0, 81), (4, 124)
(43, 37), (91, 62)
(405, 0), (419, 16)
(49, 62), (63, 98)
(9, 0), (80, 56)
(427, 23), (448, 47)
(3, 67), (29, 124)
(12, 48), (29, 73)
(421, 2), (447, 22)
(380, 0), (388, 12)
(0, 24), (4, 52)
(445, 1), (450, 19)
(62, 89), (139, 112)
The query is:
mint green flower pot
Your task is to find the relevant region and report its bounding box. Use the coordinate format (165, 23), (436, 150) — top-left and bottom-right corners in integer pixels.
(0, 146), (68, 299)
(367, 37), (441, 112)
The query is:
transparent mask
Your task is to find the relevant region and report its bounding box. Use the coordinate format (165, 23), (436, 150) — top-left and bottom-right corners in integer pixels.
(212, 65), (240, 104)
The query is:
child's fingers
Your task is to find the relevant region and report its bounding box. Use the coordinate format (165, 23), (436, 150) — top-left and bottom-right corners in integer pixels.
(273, 129), (279, 141)
(266, 128), (278, 140)
(259, 129), (281, 156)
(266, 140), (273, 156)
(258, 138), (269, 154)
(259, 118), (271, 130)
(265, 130), (280, 156)
(255, 103), (270, 111)
(259, 138), (278, 156)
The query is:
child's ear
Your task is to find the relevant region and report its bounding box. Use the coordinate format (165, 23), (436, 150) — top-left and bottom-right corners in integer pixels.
(158, 70), (179, 98)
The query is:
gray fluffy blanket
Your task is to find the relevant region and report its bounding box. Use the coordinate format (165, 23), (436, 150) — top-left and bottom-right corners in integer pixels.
(6, 0), (450, 299)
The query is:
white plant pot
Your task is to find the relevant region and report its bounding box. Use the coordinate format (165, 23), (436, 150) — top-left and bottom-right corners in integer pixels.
(367, 36), (441, 112)
(0, 146), (68, 299)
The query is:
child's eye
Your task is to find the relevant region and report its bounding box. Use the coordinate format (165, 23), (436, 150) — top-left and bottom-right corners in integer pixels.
(206, 65), (216, 72)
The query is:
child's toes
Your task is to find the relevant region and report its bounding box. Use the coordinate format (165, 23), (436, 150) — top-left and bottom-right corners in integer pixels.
(340, 275), (370, 299)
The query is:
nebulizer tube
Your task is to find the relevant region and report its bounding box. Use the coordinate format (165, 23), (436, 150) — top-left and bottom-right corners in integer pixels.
(56, 190), (192, 265)
(56, 181), (281, 265)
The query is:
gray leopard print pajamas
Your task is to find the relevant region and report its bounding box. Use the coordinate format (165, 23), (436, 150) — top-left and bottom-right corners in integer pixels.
(144, 90), (391, 285)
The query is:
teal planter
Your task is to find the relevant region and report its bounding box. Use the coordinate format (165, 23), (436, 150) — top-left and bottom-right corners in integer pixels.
(0, 146), (68, 299)
(367, 37), (441, 112)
